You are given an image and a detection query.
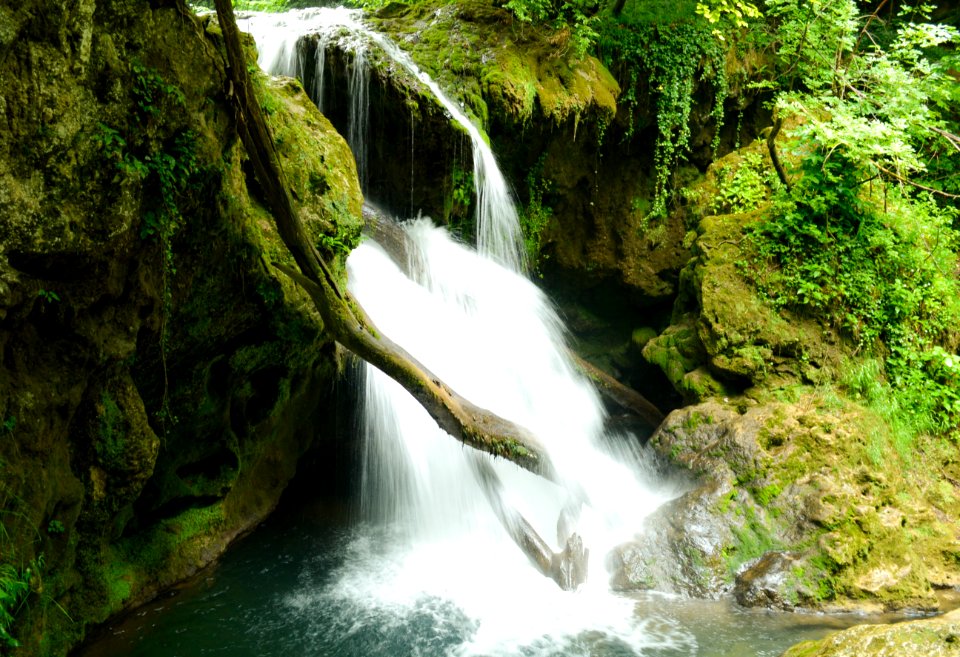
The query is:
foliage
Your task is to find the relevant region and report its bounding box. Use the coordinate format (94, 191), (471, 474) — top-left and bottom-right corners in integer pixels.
(743, 149), (960, 441)
(132, 59), (185, 121)
(0, 566), (28, 648)
(597, 6), (728, 218)
(696, 0), (760, 36)
(447, 164), (476, 239)
(737, 0), (960, 442)
(710, 150), (773, 214)
(518, 155), (553, 272)
(504, 0), (600, 58)
(45, 520), (65, 537)
(0, 560), (33, 649)
(91, 61), (212, 433)
(317, 232), (353, 257)
(37, 289), (60, 304)
(0, 417), (13, 436)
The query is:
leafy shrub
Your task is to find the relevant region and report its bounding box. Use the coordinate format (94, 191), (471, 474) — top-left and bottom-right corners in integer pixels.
(0, 562), (31, 649)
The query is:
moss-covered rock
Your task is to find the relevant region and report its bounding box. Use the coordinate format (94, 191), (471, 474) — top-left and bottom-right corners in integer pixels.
(611, 393), (960, 613)
(0, 3), (362, 654)
(780, 608), (960, 657)
(642, 137), (844, 399)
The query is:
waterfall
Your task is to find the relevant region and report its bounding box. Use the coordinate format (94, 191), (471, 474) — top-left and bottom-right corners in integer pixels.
(238, 10), (683, 654)
(239, 7), (524, 271)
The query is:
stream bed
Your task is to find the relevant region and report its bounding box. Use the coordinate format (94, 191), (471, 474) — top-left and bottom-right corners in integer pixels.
(75, 502), (903, 657)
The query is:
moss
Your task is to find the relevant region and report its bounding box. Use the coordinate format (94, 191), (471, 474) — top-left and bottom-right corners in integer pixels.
(723, 504), (784, 577)
(781, 608), (960, 656)
(372, 0), (619, 129)
(100, 503), (226, 612)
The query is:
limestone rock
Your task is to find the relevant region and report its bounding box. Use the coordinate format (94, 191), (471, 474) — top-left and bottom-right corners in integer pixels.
(780, 608), (960, 657)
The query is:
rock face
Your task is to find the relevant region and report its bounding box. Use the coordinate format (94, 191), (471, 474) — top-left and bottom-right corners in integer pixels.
(0, 2), (362, 654)
(608, 369), (960, 613)
(368, 0), (694, 306)
(780, 608), (960, 657)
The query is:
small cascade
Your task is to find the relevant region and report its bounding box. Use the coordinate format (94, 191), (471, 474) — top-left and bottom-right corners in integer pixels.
(347, 46), (370, 189)
(239, 7), (524, 271)
(240, 8), (371, 187)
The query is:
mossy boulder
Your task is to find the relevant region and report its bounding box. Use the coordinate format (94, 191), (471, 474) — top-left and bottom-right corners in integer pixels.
(0, 3), (362, 654)
(610, 394), (960, 613)
(642, 138), (844, 401)
(780, 608), (960, 657)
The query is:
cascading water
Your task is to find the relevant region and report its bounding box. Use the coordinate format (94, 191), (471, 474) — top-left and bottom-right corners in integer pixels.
(238, 9), (689, 654)
(239, 7), (524, 271)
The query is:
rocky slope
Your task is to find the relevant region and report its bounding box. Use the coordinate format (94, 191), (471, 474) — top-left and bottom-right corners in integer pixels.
(0, 2), (361, 653)
(609, 138), (960, 613)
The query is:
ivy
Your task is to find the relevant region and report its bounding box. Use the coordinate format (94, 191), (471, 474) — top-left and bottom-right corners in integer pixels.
(597, 13), (728, 218)
(518, 154), (553, 273)
(91, 62), (212, 433)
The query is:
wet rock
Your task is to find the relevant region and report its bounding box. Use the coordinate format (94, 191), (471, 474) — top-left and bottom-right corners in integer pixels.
(616, 396), (958, 613)
(608, 480), (734, 597)
(553, 532), (589, 592)
(734, 552), (802, 610)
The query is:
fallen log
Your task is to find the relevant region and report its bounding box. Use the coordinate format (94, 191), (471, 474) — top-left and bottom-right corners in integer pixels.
(569, 354), (664, 430)
(213, 0), (553, 479)
(469, 455), (588, 591)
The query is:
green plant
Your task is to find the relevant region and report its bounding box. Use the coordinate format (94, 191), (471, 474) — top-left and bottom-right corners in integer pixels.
(447, 164), (476, 239)
(710, 150), (772, 214)
(0, 561), (32, 649)
(37, 289), (60, 304)
(518, 155), (553, 272)
(46, 520), (65, 536)
(131, 59), (185, 121)
(597, 8), (728, 218)
(451, 166), (473, 210)
(696, 0), (760, 39)
(0, 417), (14, 436)
(95, 62), (206, 434)
(504, 0), (600, 58)
(317, 232), (352, 256)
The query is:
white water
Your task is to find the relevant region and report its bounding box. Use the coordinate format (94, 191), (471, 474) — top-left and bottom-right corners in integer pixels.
(239, 10), (687, 654)
(345, 224), (684, 654)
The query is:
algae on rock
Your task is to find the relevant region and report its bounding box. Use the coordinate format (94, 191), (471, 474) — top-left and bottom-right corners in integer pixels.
(0, 2), (363, 654)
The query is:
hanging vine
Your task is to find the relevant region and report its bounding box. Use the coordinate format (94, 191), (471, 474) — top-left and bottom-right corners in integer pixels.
(598, 14), (728, 218)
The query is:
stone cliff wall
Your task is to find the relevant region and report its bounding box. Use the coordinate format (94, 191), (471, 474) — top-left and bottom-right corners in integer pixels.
(0, 2), (362, 653)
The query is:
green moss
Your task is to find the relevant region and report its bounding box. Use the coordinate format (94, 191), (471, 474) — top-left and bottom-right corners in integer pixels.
(372, 0), (619, 129)
(724, 506), (783, 577)
(751, 483), (782, 507)
(100, 503), (226, 613)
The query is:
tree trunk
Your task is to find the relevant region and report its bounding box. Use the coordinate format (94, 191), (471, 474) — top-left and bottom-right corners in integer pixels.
(212, 0), (554, 479)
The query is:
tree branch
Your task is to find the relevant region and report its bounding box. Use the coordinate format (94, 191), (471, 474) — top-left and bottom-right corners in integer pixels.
(767, 117), (791, 190)
(874, 162), (960, 199)
(213, 0), (555, 479)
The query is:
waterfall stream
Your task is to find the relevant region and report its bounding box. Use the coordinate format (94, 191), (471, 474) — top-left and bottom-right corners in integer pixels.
(238, 8), (683, 653)
(239, 7), (524, 271)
